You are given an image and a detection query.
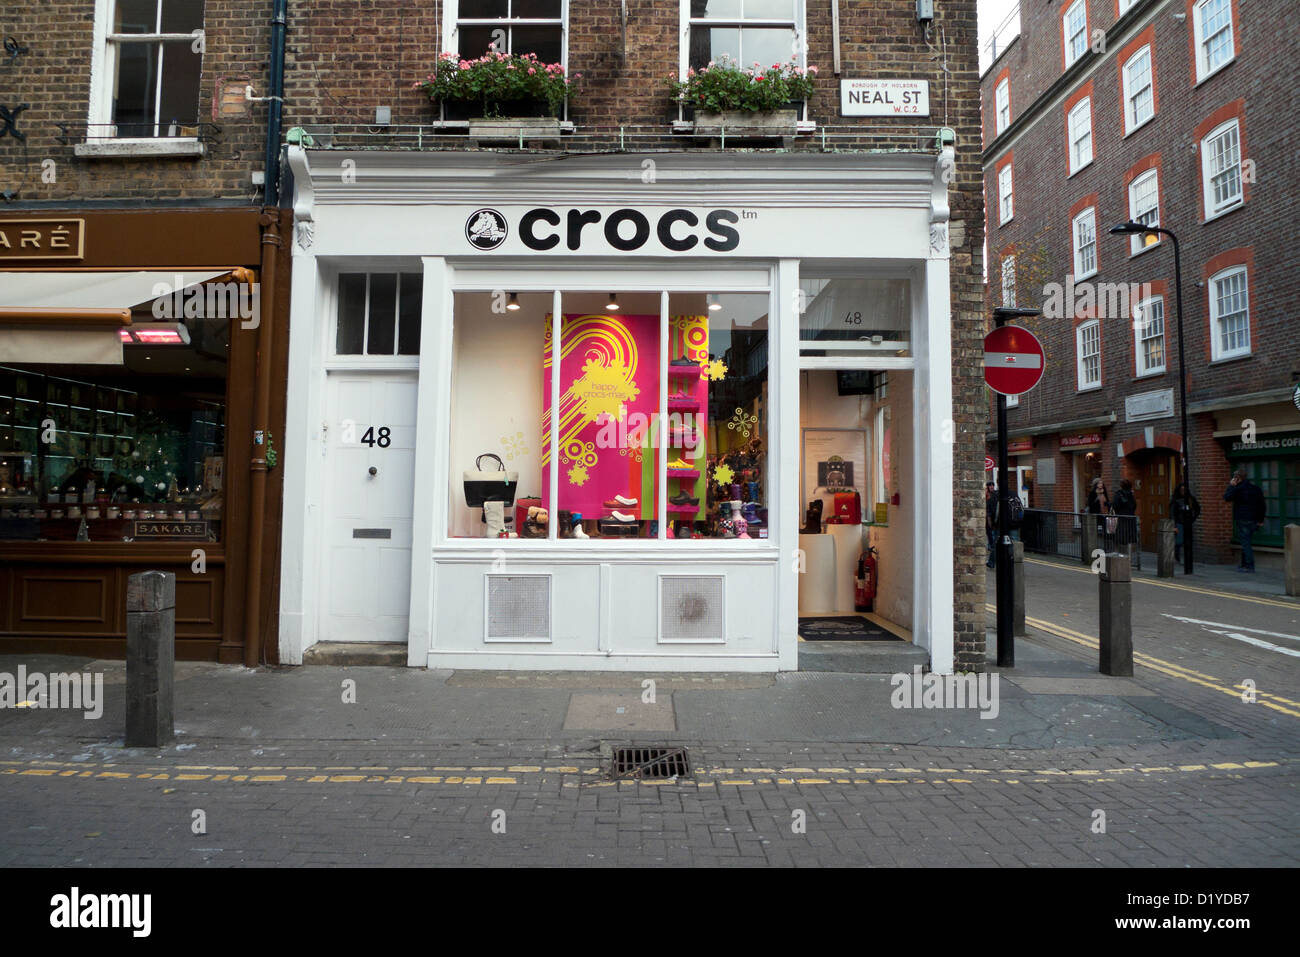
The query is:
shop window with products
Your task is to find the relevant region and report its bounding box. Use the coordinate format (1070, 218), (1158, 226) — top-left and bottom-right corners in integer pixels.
(446, 287), (768, 541)
(0, 313), (227, 544)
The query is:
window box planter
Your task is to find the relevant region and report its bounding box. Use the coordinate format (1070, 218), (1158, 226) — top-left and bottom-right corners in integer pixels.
(466, 115), (562, 146)
(691, 109), (799, 140)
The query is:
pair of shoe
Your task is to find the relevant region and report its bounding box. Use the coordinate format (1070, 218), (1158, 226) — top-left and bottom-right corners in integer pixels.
(669, 490), (699, 506)
(603, 494), (637, 508)
(669, 355), (701, 368)
(667, 457), (695, 470)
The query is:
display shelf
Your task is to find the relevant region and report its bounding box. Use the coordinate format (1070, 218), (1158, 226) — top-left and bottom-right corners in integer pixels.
(667, 468), (700, 479)
(666, 398), (700, 412)
(668, 366), (704, 378)
(667, 503), (700, 515)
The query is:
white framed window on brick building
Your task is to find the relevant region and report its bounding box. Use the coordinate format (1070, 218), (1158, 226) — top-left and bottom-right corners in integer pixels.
(1201, 119), (1243, 219)
(1192, 0), (1234, 83)
(1063, 0), (1088, 68)
(1127, 169), (1160, 255)
(84, 0), (206, 151)
(995, 78), (1010, 136)
(447, 0), (565, 62)
(682, 1), (806, 89)
(1076, 319), (1101, 391)
(1209, 266), (1250, 361)
(1072, 207), (1097, 279)
(1000, 255), (1016, 307)
(1068, 98), (1092, 174)
(1122, 45), (1154, 133)
(998, 164), (1014, 225)
(1133, 295), (1165, 376)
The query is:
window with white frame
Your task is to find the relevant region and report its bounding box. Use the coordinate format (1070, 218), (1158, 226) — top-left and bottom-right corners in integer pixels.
(335, 273), (424, 357)
(93, 0), (206, 138)
(1063, 0), (1088, 68)
(685, 1), (804, 73)
(1123, 46), (1154, 133)
(1133, 295), (1165, 376)
(1193, 0), (1234, 82)
(1118, 0), (1138, 14)
(1201, 119), (1243, 218)
(998, 164), (1014, 224)
(1068, 98), (1093, 173)
(1209, 266), (1250, 360)
(1001, 255), (1016, 307)
(1073, 208), (1098, 279)
(1076, 319), (1101, 390)
(995, 78), (1010, 136)
(450, 0), (565, 62)
(1127, 169), (1160, 254)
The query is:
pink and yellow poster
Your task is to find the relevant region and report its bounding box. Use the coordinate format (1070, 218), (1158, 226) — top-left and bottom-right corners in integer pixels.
(542, 313), (660, 520)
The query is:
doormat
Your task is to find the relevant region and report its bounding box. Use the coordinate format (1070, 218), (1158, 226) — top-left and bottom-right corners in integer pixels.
(797, 616), (901, 641)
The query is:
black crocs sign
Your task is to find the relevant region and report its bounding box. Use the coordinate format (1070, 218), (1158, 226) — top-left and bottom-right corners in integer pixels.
(466, 207), (743, 253)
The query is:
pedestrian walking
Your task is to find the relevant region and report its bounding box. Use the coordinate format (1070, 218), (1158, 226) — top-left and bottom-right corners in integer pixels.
(985, 481), (998, 568)
(1223, 468), (1266, 572)
(1086, 477), (1113, 548)
(1168, 481), (1200, 563)
(1113, 477), (1138, 548)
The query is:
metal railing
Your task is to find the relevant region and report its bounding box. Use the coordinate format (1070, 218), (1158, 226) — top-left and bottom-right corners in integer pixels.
(1020, 509), (1142, 569)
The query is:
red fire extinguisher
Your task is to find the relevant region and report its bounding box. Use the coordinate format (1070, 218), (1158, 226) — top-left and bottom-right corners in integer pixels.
(855, 546), (878, 612)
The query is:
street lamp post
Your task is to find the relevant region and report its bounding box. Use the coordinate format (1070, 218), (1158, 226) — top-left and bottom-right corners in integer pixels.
(991, 306), (1042, 668)
(1108, 221), (1193, 574)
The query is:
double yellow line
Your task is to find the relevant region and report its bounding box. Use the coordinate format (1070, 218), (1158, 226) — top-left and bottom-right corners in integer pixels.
(1023, 557), (1300, 610)
(986, 602), (1300, 718)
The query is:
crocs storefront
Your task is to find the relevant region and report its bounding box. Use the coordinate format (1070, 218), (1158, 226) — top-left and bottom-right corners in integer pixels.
(277, 147), (959, 673)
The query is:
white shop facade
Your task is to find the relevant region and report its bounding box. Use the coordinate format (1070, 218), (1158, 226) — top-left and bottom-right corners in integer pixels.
(278, 146), (957, 673)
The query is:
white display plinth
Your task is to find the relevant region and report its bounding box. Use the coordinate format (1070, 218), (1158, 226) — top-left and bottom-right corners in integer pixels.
(798, 533), (836, 614)
(826, 523), (864, 612)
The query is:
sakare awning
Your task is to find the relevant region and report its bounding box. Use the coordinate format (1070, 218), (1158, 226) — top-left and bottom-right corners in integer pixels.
(0, 270), (227, 365)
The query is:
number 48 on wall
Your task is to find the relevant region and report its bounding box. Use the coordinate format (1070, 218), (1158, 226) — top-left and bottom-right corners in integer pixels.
(361, 426), (392, 448)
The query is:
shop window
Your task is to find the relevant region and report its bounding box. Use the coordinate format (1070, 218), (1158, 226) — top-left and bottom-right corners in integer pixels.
(994, 78), (1010, 136)
(92, 0), (205, 139)
(1201, 119), (1243, 219)
(1192, 0), (1234, 82)
(797, 277), (911, 356)
(446, 287), (769, 542)
(335, 273), (423, 357)
(1076, 319), (1101, 390)
(1209, 266), (1250, 360)
(1067, 98), (1092, 175)
(451, 0), (564, 62)
(1133, 295), (1166, 376)
(998, 164), (1014, 224)
(1122, 46), (1154, 133)
(1063, 0), (1087, 68)
(0, 309), (227, 543)
(1072, 207), (1097, 279)
(1233, 459), (1300, 548)
(1127, 169), (1160, 255)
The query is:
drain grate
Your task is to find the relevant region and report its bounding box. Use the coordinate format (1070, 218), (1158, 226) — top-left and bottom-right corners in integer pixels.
(610, 746), (691, 780)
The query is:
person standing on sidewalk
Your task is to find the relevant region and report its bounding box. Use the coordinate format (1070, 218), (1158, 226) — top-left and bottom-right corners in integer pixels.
(1169, 481), (1200, 563)
(985, 481), (998, 568)
(1223, 468), (1266, 572)
(1113, 478), (1138, 548)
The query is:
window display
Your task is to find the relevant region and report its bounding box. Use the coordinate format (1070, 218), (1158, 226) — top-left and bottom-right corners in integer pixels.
(0, 312), (227, 543)
(446, 286), (769, 541)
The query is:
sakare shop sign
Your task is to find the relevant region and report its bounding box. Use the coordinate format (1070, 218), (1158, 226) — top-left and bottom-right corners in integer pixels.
(464, 206), (745, 254)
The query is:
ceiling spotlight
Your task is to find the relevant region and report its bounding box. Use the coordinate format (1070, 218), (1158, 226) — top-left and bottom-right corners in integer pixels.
(707, 294), (722, 311)
(606, 293), (619, 310)
(506, 292), (520, 311)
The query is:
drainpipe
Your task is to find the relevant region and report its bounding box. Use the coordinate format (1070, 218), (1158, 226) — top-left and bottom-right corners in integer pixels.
(263, 0), (288, 207)
(245, 211), (282, 667)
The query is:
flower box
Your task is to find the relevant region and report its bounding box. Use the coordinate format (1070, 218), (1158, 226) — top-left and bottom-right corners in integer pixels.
(467, 115), (562, 146)
(691, 109), (799, 139)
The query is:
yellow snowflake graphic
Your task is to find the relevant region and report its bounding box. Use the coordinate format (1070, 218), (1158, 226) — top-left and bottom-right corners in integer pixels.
(572, 358), (640, 421)
(567, 463), (590, 487)
(708, 359), (728, 381)
(712, 464), (735, 487)
(500, 431), (528, 461)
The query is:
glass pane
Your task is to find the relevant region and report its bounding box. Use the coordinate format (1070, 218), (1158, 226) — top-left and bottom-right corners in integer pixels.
(160, 0), (205, 33)
(112, 41), (160, 135)
(397, 274), (423, 355)
(692, 0), (743, 17)
(336, 274), (366, 354)
(552, 292), (662, 539)
(0, 309), (227, 544)
(744, 0), (797, 20)
(458, 25), (497, 58)
(690, 27), (739, 69)
(157, 42), (203, 129)
(460, 0), (509, 16)
(512, 0), (562, 17)
(366, 274), (398, 355)
(668, 292), (768, 540)
(114, 0), (159, 33)
(741, 27), (796, 68)
(798, 277), (911, 355)
(447, 292), (550, 539)
(512, 25), (562, 62)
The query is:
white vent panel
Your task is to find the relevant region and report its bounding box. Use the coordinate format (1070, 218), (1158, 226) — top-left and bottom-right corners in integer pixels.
(485, 574), (552, 642)
(659, 575), (726, 643)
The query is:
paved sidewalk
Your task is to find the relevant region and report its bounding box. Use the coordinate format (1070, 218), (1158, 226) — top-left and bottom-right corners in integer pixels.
(1036, 552), (1296, 600)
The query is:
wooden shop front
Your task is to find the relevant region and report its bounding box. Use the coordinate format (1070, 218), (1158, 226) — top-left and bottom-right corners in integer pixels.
(0, 208), (290, 663)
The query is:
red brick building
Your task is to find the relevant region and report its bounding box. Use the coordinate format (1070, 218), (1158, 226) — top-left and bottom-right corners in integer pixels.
(980, 0), (1300, 565)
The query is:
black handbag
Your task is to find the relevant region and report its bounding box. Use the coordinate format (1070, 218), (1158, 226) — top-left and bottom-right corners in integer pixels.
(463, 453), (518, 508)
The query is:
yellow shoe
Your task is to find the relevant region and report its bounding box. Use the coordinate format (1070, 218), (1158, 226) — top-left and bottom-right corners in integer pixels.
(667, 457), (694, 470)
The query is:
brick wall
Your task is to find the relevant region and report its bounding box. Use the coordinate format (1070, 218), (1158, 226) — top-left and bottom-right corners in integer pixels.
(0, 1), (273, 205)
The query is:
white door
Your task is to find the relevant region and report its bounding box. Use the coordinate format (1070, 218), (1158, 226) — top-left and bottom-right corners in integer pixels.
(321, 373), (418, 643)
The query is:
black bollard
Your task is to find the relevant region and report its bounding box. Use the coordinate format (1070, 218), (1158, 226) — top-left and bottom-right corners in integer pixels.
(1013, 540), (1025, 637)
(1098, 553), (1133, 677)
(126, 570), (175, 747)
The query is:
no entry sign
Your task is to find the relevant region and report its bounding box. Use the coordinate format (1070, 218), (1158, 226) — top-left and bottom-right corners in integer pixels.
(984, 325), (1045, 397)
